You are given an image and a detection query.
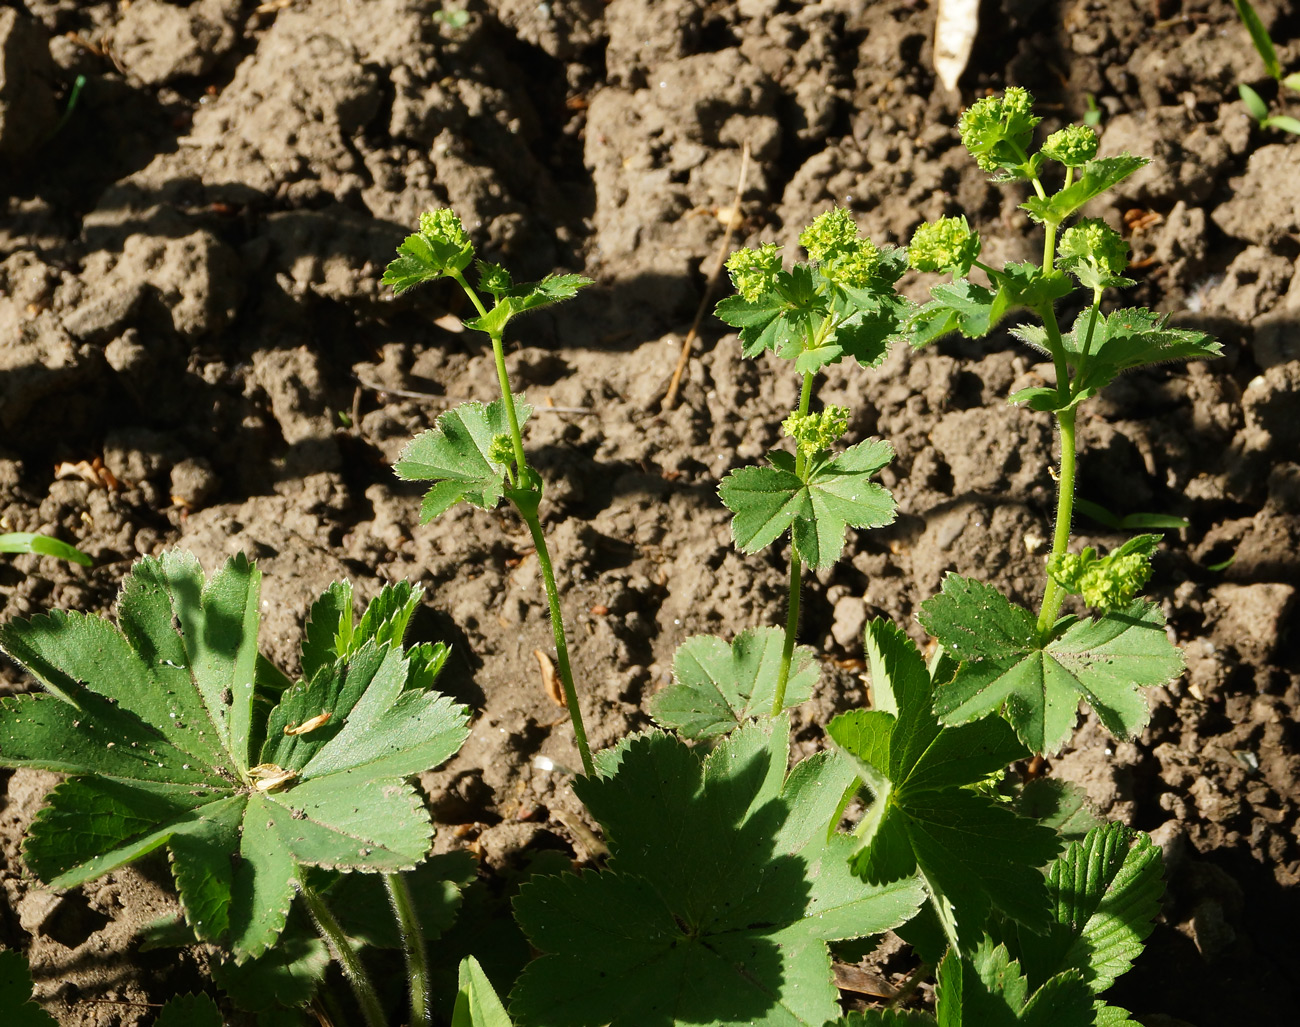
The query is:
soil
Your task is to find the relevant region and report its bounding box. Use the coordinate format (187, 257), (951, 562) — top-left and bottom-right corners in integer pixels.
(2, 0), (1299, 1024)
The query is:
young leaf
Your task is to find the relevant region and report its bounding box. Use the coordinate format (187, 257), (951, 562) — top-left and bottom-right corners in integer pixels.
(1233, 0), (1282, 79)
(452, 956), (514, 1027)
(650, 627), (819, 737)
(1010, 822), (1163, 995)
(0, 949), (58, 1027)
(935, 941), (1094, 1027)
(904, 266), (1070, 345)
(827, 621), (1058, 949)
(0, 531), (93, 567)
(0, 552), (471, 961)
(394, 396), (533, 521)
(1019, 156), (1149, 225)
(463, 273), (593, 335)
(1239, 82), (1270, 121)
(719, 439), (896, 569)
(510, 716), (925, 1027)
(919, 575), (1183, 754)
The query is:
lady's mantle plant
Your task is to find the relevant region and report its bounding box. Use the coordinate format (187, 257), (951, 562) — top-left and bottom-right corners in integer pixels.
(383, 209), (597, 776)
(904, 86), (1215, 755)
(0, 552), (470, 1026)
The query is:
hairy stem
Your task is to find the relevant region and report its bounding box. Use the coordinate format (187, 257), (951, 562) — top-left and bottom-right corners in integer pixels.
(298, 873), (388, 1027)
(1037, 407), (1077, 636)
(449, 268), (592, 775)
(522, 509), (596, 777)
(385, 873), (430, 1027)
(1072, 288), (1104, 392)
(772, 370), (816, 715)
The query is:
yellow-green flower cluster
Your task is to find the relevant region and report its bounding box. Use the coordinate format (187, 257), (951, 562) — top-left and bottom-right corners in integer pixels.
(907, 215), (981, 275)
(1040, 124), (1098, 167)
(1048, 546), (1152, 612)
(958, 86), (1041, 173)
(1058, 218), (1129, 277)
(725, 243), (783, 302)
(799, 208), (879, 288)
(420, 208), (471, 249)
(488, 434), (515, 467)
(782, 405), (850, 456)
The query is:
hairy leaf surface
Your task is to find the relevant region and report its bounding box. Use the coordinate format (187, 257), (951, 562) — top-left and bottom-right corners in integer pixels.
(651, 627), (819, 737)
(719, 439), (896, 569)
(510, 716), (925, 1026)
(394, 396), (533, 521)
(0, 554), (470, 961)
(827, 621), (1057, 948)
(919, 576), (1182, 754)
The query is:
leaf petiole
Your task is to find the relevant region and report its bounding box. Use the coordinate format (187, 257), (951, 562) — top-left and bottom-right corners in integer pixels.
(772, 369), (816, 715)
(297, 870), (388, 1027)
(385, 873), (431, 1027)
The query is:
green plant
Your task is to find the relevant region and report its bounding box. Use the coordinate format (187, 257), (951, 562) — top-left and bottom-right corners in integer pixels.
(1232, 0), (1300, 135)
(0, 553), (470, 1026)
(905, 87), (1210, 754)
(383, 209), (596, 777)
(0, 531), (91, 566)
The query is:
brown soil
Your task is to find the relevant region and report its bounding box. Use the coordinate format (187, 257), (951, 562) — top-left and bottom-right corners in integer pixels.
(2, 1), (1298, 1024)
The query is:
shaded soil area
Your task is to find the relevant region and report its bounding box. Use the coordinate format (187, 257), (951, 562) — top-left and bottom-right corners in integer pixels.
(2, 0), (1299, 1023)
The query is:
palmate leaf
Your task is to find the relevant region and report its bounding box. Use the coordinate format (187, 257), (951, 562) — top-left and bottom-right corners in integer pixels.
(918, 575), (1183, 755)
(650, 627), (819, 737)
(154, 994), (224, 1027)
(464, 273), (593, 336)
(933, 942), (1095, 1027)
(905, 266), (1071, 346)
(1019, 156), (1149, 225)
(0, 552), (470, 961)
(510, 716), (925, 1027)
(394, 395), (533, 521)
(826, 621), (1058, 950)
(1065, 308), (1221, 392)
(1007, 822), (1163, 996)
(719, 439), (896, 570)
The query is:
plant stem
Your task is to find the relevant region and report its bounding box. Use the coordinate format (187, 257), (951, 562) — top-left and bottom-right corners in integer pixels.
(298, 873), (388, 1027)
(448, 268), (594, 777)
(772, 371), (816, 715)
(1037, 407), (1077, 636)
(1040, 304), (1071, 406)
(384, 873), (430, 1027)
(522, 509), (596, 777)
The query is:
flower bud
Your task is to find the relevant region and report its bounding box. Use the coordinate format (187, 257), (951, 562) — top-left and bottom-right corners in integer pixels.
(488, 434), (515, 467)
(782, 406), (851, 455)
(1058, 218), (1129, 277)
(958, 86), (1041, 173)
(799, 207), (862, 264)
(725, 243), (783, 302)
(1040, 124), (1098, 167)
(908, 216), (981, 275)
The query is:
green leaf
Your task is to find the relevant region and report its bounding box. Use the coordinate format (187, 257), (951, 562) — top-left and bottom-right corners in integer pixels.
(510, 716), (925, 1027)
(0, 552), (471, 961)
(904, 266), (1070, 345)
(933, 942), (1095, 1027)
(1239, 82), (1270, 120)
(383, 230), (475, 294)
(1011, 822), (1163, 995)
(827, 621), (1057, 949)
(0, 531), (93, 567)
(452, 956), (514, 1027)
(1283, 71), (1300, 92)
(1262, 114), (1300, 135)
(1019, 156), (1149, 225)
(463, 273), (593, 335)
(1011, 779), (1100, 843)
(211, 911), (330, 1011)
(394, 396), (533, 521)
(719, 441), (896, 570)
(0, 949), (58, 1027)
(155, 994), (224, 1027)
(919, 576), (1183, 754)
(1233, 0), (1282, 79)
(835, 1011), (936, 1026)
(1067, 308), (1221, 392)
(1073, 499), (1188, 533)
(651, 627), (819, 737)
